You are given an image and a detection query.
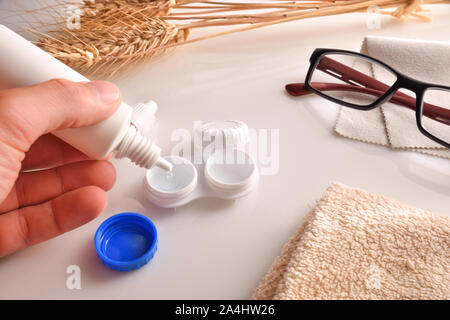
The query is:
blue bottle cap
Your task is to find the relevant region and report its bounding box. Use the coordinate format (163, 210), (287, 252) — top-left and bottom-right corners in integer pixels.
(94, 212), (158, 271)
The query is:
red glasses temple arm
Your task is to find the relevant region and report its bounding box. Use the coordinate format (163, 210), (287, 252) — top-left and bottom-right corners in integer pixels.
(286, 56), (450, 125)
(286, 82), (415, 109)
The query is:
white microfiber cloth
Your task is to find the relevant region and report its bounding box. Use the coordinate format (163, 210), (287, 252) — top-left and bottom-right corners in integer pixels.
(252, 183), (449, 300)
(335, 36), (450, 158)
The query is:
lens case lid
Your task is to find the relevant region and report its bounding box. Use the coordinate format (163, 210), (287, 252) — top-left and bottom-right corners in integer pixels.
(194, 120), (249, 154)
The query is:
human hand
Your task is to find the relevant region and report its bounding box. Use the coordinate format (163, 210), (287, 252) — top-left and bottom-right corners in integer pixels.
(0, 79), (121, 258)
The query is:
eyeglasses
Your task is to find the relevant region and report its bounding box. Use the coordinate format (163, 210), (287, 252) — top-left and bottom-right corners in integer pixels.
(285, 48), (450, 148)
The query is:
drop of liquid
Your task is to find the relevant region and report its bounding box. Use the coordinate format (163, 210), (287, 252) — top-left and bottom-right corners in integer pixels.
(155, 169), (178, 191)
(148, 164), (185, 191)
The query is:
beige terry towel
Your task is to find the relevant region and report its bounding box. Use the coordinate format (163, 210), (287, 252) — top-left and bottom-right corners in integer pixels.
(252, 183), (449, 300)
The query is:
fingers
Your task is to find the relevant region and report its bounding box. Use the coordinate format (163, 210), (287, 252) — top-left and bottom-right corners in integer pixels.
(0, 186), (107, 258)
(0, 77), (11, 90)
(22, 134), (114, 171)
(0, 79), (121, 152)
(0, 160), (116, 214)
(21, 134), (90, 170)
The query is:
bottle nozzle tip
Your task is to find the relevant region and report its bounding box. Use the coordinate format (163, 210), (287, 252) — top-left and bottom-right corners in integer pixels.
(156, 157), (173, 172)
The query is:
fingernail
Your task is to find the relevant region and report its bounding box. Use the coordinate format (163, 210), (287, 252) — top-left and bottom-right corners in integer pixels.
(87, 81), (120, 104)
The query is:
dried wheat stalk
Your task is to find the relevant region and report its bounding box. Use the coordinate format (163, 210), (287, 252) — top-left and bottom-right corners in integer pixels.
(81, 0), (175, 25)
(24, 0), (448, 78)
(35, 18), (189, 78)
(28, 0), (188, 78)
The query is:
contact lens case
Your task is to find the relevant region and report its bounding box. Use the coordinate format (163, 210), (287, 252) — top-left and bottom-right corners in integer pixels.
(143, 121), (258, 208)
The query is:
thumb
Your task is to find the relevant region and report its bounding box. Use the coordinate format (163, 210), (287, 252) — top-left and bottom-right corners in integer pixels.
(0, 79), (121, 151)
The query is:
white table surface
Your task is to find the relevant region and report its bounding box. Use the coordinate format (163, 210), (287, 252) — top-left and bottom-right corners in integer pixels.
(0, 3), (450, 299)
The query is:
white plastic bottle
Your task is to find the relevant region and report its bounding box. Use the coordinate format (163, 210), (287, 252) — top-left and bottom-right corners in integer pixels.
(0, 25), (172, 171)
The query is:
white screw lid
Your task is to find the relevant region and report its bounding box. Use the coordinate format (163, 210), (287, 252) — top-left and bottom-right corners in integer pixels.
(131, 100), (158, 136)
(194, 120), (249, 152)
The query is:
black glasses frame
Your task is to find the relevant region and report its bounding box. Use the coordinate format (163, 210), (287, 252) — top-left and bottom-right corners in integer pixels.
(303, 48), (450, 149)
